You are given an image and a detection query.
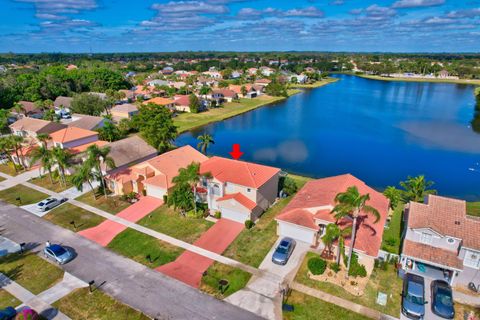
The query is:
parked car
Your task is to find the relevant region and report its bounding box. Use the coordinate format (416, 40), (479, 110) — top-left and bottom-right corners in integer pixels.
(36, 197), (66, 212)
(431, 280), (455, 319)
(272, 237), (296, 265)
(402, 273), (426, 319)
(43, 244), (73, 264)
(0, 307), (16, 320)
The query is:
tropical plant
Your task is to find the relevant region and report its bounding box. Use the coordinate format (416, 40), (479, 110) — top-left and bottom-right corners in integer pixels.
(12, 102), (26, 117)
(98, 120), (122, 142)
(0, 109), (10, 134)
(29, 144), (54, 182)
(308, 257), (327, 275)
(383, 186), (402, 209)
(189, 94), (200, 113)
(0, 136), (17, 172)
(331, 186), (380, 278)
(281, 177), (298, 196)
(399, 175), (436, 203)
(70, 162), (98, 200)
(8, 135), (26, 168)
(70, 93), (110, 116)
(42, 109), (58, 122)
(196, 133), (214, 154)
(84, 144), (116, 198)
(167, 182), (194, 214)
(321, 223), (352, 264)
(51, 146), (72, 187)
(171, 162), (201, 214)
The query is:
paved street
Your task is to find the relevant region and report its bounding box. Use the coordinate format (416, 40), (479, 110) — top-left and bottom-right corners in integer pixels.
(0, 203), (263, 320)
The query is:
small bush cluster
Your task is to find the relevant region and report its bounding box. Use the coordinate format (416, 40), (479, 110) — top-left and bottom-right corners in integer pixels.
(344, 253), (367, 278)
(214, 211), (221, 219)
(245, 219), (255, 229)
(308, 257), (327, 275)
(329, 262), (341, 273)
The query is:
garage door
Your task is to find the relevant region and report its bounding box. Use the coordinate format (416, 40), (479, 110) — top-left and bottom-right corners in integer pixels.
(146, 185), (167, 199)
(278, 222), (316, 244)
(221, 207), (248, 223)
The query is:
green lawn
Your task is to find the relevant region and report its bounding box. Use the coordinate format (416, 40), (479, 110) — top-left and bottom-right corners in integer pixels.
(295, 252), (402, 317)
(290, 78), (339, 88)
(0, 163), (24, 176)
(283, 290), (371, 320)
(467, 202), (480, 217)
(174, 94), (290, 133)
(107, 228), (184, 268)
(199, 262), (252, 298)
(0, 176), (5, 182)
(381, 204), (404, 254)
(137, 205), (213, 243)
(0, 184), (48, 205)
(29, 174), (73, 193)
(43, 203), (106, 232)
(223, 174), (312, 267)
(52, 288), (149, 320)
(0, 289), (21, 309)
(75, 190), (131, 214)
(0, 252), (64, 295)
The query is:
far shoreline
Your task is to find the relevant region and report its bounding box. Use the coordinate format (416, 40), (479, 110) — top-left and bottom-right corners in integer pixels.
(347, 72), (480, 86)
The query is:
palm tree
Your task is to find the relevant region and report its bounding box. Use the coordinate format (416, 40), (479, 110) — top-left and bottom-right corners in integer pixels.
(399, 175), (436, 203)
(197, 133), (214, 154)
(321, 223), (352, 264)
(51, 146), (72, 187)
(0, 137), (17, 172)
(172, 163), (201, 214)
(12, 102), (26, 117)
(71, 162), (98, 200)
(36, 133), (50, 148)
(9, 135), (26, 169)
(85, 145), (115, 199)
(331, 186), (380, 278)
(383, 186), (402, 210)
(29, 145), (54, 183)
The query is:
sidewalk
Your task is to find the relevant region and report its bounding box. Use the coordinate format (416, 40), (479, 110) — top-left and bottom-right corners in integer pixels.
(0, 271), (87, 320)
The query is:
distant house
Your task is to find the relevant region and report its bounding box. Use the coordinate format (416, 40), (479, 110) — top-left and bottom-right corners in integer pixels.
(162, 66), (174, 75)
(66, 64), (78, 70)
(68, 114), (108, 131)
(111, 104), (139, 120)
(173, 95), (191, 112)
(260, 66), (275, 76)
(143, 97), (175, 109)
(9, 118), (66, 141)
(11, 101), (43, 119)
(118, 89), (135, 102)
(228, 84), (261, 99)
(202, 71), (222, 79)
(231, 71), (242, 79)
(102, 135), (157, 173)
(254, 79), (272, 87)
(209, 89), (238, 103)
(147, 79), (169, 87)
(438, 70), (450, 78)
(288, 74), (308, 84)
(247, 68), (258, 76)
(88, 92), (107, 100)
(54, 96), (73, 109)
(400, 195), (480, 288)
(50, 127), (100, 150)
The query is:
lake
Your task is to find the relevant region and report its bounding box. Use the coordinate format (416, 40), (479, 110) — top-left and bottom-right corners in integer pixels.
(175, 74), (480, 200)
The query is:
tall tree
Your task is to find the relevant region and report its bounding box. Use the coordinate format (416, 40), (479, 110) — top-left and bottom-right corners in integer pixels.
(331, 186), (380, 278)
(9, 135), (26, 169)
(383, 186), (402, 210)
(322, 223), (352, 264)
(29, 145), (54, 183)
(172, 163), (201, 214)
(70, 93), (109, 116)
(71, 162), (98, 200)
(51, 146), (72, 187)
(399, 175), (436, 203)
(98, 120), (122, 142)
(85, 144), (115, 198)
(188, 94), (200, 113)
(196, 133), (214, 154)
(0, 137), (17, 172)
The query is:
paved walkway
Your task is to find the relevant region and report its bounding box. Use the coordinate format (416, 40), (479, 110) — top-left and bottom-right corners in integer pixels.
(0, 236), (21, 257)
(78, 196), (163, 246)
(157, 219), (244, 287)
(0, 271), (87, 320)
(291, 282), (399, 320)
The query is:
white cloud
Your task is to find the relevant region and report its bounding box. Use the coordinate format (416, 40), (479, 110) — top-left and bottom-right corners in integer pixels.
(392, 0), (445, 9)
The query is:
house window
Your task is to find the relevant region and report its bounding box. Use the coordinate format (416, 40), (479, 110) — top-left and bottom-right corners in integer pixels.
(212, 184), (221, 196)
(420, 232), (433, 245)
(247, 188), (251, 192)
(464, 250), (480, 269)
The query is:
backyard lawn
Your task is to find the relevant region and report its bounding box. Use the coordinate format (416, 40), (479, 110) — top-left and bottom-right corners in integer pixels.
(0, 289), (21, 309)
(0, 184), (48, 205)
(199, 262), (252, 298)
(0, 252), (64, 295)
(43, 203), (106, 232)
(294, 252), (402, 317)
(107, 228), (184, 268)
(75, 190), (131, 214)
(290, 77), (339, 89)
(467, 202), (480, 217)
(137, 205), (213, 243)
(29, 174), (73, 193)
(53, 288), (149, 320)
(380, 204), (404, 254)
(283, 290), (371, 320)
(223, 174), (312, 267)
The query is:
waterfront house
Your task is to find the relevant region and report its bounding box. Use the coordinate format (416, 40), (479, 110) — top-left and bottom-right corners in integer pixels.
(173, 95), (191, 112)
(209, 89), (238, 103)
(400, 195), (480, 289)
(143, 97), (176, 109)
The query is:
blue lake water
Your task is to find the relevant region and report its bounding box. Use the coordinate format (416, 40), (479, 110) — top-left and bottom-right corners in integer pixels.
(175, 74), (480, 200)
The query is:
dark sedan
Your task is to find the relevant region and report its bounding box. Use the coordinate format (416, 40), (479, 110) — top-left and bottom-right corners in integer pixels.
(431, 280), (455, 319)
(402, 273), (426, 319)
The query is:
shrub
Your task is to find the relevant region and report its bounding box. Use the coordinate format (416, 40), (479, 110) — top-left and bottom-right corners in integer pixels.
(308, 257), (327, 275)
(384, 237), (397, 247)
(245, 219), (255, 229)
(344, 252), (367, 278)
(330, 262), (340, 273)
(214, 211), (221, 219)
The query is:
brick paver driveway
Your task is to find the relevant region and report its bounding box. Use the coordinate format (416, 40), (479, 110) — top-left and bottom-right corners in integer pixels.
(79, 196), (163, 246)
(157, 218), (244, 287)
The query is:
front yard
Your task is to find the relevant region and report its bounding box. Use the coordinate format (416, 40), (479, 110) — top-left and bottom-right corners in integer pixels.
(0, 184), (48, 205)
(380, 204), (404, 254)
(467, 201), (480, 217)
(52, 287), (149, 320)
(107, 228), (184, 268)
(75, 190), (131, 214)
(43, 203), (106, 232)
(0, 289), (21, 309)
(137, 205), (213, 243)
(295, 252), (402, 317)
(0, 252), (64, 295)
(29, 174), (73, 193)
(0, 163), (24, 176)
(199, 262), (252, 298)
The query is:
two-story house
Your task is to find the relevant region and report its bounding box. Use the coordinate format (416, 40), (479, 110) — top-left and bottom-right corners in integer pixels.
(400, 195), (480, 288)
(9, 118), (66, 142)
(198, 157), (281, 223)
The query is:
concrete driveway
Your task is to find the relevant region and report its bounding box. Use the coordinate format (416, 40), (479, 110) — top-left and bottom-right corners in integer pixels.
(157, 218), (244, 288)
(400, 274), (441, 320)
(0, 202), (261, 320)
(79, 196), (162, 246)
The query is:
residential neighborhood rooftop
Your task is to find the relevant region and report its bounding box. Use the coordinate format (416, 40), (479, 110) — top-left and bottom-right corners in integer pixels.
(49, 127), (98, 143)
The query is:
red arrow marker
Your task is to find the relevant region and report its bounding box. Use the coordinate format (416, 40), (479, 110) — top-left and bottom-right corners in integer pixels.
(229, 144), (244, 160)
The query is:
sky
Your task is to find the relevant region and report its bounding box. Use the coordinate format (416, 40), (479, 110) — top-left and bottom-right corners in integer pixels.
(0, 0), (479, 53)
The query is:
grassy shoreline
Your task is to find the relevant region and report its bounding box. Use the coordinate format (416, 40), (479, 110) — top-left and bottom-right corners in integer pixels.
(354, 73), (480, 86)
(290, 77), (339, 88)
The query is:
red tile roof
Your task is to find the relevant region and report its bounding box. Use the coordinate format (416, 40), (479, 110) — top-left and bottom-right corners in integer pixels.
(276, 174), (390, 257)
(143, 97), (175, 106)
(173, 95), (190, 106)
(403, 240), (463, 270)
(49, 127), (98, 143)
(70, 140), (108, 154)
(212, 89), (237, 98)
(200, 156), (280, 189)
(217, 193), (257, 211)
(407, 195), (480, 251)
